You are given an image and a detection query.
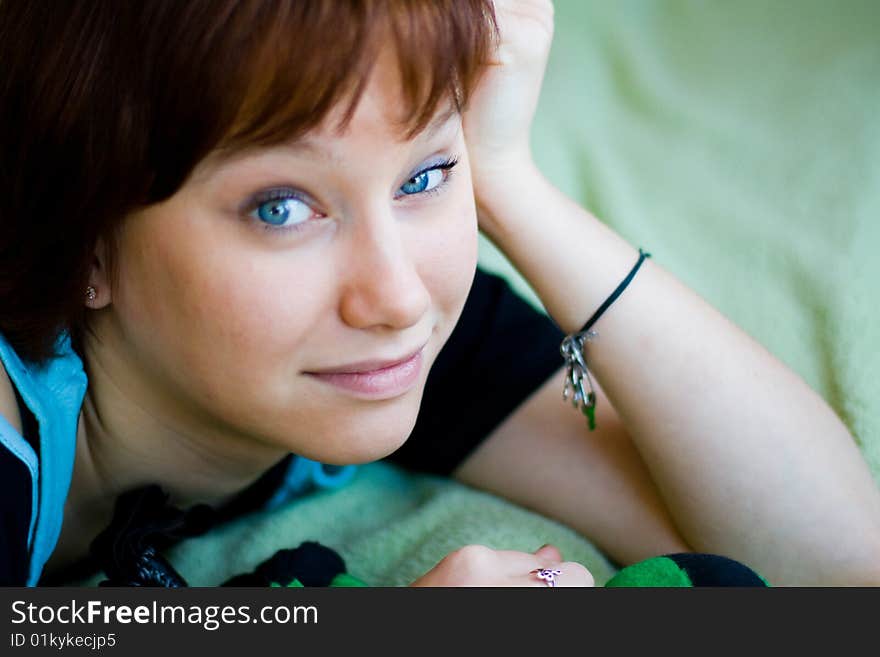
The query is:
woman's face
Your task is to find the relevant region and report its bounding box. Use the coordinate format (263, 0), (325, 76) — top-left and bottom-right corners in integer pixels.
(103, 55), (479, 464)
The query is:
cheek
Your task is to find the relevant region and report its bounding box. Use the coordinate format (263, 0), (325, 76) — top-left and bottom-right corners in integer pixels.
(114, 213), (316, 411)
(415, 188), (480, 327)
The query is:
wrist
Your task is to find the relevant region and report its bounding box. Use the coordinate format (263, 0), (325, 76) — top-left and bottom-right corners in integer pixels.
(471, 157), (549, 241)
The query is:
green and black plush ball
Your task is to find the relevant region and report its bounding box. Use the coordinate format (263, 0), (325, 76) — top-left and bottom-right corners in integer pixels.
(223, 546), (771, 588)
(605, 553), (770, 587)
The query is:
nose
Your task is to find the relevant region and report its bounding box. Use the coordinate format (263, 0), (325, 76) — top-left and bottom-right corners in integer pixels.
(338, 207), (430, 331)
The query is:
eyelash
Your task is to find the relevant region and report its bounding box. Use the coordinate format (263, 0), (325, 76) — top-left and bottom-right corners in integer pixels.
(247, 155), (460, 235)
(400, 156), (459, 200)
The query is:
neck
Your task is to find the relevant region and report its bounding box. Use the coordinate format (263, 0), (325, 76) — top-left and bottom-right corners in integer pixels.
(64, 335), (289, 554)
(43, 330), (292, 583)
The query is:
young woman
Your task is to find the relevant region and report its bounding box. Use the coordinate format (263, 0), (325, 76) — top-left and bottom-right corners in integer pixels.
(1, 0), (878, 587)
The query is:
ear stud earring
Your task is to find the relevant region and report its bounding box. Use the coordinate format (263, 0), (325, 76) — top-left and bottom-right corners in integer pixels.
(85, 286), (97, 302)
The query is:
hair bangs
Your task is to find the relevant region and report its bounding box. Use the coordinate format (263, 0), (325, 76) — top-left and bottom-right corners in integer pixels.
(219, 0), (499, 152)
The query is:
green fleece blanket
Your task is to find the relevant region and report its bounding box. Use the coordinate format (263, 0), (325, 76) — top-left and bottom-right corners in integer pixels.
(75, 0), (880, 587)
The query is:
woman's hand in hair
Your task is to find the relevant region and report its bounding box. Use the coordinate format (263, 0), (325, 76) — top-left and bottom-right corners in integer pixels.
(408, 543), (594, 587)
(463, 0), (555, 199)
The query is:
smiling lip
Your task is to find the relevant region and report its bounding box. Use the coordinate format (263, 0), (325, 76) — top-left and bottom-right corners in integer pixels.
(304, 343), (427, 399)
(306, 342), (428, 375)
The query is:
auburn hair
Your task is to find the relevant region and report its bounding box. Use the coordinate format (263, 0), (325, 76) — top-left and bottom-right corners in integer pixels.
(0, 0), (498, 365)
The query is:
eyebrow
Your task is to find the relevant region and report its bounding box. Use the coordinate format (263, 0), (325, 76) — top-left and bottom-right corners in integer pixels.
(283, 105), (460, 164)
(420, 104), (461, 139)
(200, 105), (460, 177)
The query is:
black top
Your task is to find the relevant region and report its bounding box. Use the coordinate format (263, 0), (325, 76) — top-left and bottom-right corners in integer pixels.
(389, 267), (565, 475)
(1, 266), (566, 586)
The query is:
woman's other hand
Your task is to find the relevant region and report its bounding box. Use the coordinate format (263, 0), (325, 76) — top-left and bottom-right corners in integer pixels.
(463, 0), (555, 194)
(409, 543), (594, 587)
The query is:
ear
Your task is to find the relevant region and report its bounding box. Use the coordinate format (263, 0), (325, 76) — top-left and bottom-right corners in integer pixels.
(85, 237), (112, 309)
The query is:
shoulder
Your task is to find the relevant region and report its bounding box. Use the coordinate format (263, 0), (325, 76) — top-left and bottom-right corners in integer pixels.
(0, 350), (32, 586)
(0, 331), (87, 586)
(0, 358), (23, 436)
(0, 330), (88, 439)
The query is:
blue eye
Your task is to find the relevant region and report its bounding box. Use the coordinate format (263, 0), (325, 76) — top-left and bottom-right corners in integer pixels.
(246, 155), (459, 235)
(399, 157), (459, 197)
(250, 191), (313, 232)
(401, 169), (443, 195)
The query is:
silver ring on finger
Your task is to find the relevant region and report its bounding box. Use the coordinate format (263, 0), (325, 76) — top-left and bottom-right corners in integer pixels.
(530, 567), (562, 587)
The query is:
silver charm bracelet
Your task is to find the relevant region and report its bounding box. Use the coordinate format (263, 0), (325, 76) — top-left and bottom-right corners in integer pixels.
(560, 248), (651, 430)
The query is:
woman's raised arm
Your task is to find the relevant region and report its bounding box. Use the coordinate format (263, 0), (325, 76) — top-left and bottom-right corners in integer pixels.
(470, 160), (880, 586)
(459, 0), (880, 588)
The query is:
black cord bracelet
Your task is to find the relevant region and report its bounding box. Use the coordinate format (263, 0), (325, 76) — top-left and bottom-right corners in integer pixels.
(579, 248), (652, 333)
(560, 248), (652, 431)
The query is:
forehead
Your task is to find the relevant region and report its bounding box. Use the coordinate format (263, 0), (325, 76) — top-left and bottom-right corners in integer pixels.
(294, 37), (463, 146)
(290, 104), (460, 163)
(196, 99), (460, 180)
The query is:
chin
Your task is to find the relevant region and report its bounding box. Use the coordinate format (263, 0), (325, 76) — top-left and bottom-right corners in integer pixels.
(273, 402), (420, 466)
(292, 435), (410, 467)
(328, 419), (417, 465)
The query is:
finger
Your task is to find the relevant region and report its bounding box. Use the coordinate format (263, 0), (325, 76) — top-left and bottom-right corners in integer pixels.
(523, 561), (594, 587)
(552, 561), (595, 588)
(532, 543), (563, 563)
